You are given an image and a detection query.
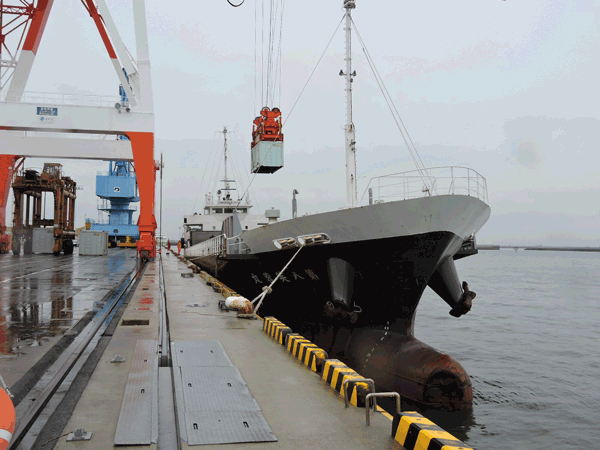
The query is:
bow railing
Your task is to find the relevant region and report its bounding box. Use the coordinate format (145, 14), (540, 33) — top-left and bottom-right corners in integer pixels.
(361, 166), (488, 205)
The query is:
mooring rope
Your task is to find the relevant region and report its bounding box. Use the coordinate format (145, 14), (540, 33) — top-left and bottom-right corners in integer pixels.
(252, 244), (304, 315)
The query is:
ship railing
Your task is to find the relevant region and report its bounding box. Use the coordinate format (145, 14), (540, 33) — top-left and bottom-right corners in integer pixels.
(361, 166), (488, 205)
(185, 234), (226, 258)
(226, 236), (251, 255)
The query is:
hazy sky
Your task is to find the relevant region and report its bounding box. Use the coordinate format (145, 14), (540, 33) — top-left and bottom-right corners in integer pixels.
(3, 0), (600, 246)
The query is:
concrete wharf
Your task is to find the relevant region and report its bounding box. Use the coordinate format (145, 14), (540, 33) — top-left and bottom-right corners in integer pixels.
(1, 250), (405, 450)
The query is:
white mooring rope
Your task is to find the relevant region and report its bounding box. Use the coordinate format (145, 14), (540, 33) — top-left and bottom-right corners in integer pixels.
(252, 244), (304, 315)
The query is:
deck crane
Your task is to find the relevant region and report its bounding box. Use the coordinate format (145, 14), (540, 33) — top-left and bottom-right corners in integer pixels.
(0, 0), (158, 261)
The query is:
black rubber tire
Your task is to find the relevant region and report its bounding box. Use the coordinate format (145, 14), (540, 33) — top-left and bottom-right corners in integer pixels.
(63, 240), (74, 255)
(12, 238), (20, 256)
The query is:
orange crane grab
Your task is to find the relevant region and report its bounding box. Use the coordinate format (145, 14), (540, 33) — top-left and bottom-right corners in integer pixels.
(250, 107), (284, 174)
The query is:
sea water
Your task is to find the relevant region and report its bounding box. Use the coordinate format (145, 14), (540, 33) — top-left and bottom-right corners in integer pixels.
(415, 250), (600, 449)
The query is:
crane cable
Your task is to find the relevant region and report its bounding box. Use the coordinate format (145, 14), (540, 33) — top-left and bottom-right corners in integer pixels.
(267, 0), (284, 106)
(227, 0), (245, 7)
(233, 15), (344, 213)
(283, 15), (344, 127)
(256, 0), (285, 109)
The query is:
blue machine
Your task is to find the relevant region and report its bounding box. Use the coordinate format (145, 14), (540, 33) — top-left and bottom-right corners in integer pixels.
(86, 80), (139, 247)
(87, 161), (140, 247)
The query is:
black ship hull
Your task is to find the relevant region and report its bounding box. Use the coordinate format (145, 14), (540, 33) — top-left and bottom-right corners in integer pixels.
(189, 230), (474, 410)
(185, 195), (490, 410)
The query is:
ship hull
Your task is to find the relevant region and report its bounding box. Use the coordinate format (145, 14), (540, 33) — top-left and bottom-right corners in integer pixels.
(191, 230), (460, 333)
(186, 195), (490, 410)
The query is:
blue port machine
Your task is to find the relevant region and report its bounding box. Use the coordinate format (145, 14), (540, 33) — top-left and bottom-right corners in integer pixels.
(87, 160), (140, 248)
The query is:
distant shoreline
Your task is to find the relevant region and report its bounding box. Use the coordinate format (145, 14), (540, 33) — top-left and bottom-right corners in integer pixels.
(478, 245), (600, 253)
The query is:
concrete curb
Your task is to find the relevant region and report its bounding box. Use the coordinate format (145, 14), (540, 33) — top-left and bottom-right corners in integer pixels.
(285, 334), (328, 373)
(260, 318), (374, 408)
(391, 411), (473, 450)
(263, 317), (293, 345)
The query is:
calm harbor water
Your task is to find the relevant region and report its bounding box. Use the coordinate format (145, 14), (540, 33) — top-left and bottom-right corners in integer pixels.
(415, 250), (600, 449)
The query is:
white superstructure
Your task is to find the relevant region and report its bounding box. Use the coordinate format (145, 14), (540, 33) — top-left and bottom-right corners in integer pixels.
(182, 127), (268, 248)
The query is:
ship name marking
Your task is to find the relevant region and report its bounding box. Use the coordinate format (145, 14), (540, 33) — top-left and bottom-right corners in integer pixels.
(251, 274), (263, 284)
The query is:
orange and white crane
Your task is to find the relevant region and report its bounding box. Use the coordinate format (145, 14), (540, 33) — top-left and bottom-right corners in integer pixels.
(0, 0), (158, 260)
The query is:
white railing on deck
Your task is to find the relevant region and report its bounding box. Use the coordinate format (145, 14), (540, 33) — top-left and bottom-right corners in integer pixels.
(361, 166), (488, 205)
(185, 234), (226, 258)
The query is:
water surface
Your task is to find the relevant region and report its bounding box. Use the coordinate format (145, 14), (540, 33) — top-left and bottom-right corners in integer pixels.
(415, 250), (600, 449)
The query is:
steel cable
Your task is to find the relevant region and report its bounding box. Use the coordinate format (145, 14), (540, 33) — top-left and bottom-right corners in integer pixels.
(283, 15), (344, 126)
(351, 18), (436, 197)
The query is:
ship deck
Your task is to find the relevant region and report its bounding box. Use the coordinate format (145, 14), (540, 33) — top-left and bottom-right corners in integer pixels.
(1, 249), (401, 450)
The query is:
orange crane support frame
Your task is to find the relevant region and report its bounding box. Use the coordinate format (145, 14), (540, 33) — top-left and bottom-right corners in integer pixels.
(0, 155), (17, 253)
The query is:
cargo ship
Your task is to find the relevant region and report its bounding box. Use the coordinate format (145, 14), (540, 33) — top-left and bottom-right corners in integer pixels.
(185, 0), (491, 411)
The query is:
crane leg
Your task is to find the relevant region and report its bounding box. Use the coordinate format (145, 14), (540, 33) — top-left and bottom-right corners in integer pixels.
(128, 132), (157, 260)
(0, 155), (17, 254)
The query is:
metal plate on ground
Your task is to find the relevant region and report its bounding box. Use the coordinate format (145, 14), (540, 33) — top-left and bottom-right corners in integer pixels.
(172, 340), (277, 445)
(172, 340), (233, 367)
(114, 339), (159, 446)
(185, 411), (277, 445)
(181, 366), (260, 412)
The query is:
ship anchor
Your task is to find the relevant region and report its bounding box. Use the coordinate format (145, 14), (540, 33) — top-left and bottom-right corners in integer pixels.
(449, 281), (476, 318)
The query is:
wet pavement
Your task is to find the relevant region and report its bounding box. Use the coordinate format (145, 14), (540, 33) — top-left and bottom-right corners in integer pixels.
(0, 248), (138, 386)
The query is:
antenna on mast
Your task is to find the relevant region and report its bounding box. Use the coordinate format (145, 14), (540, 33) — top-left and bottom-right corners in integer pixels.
(340, 0), (357, 208)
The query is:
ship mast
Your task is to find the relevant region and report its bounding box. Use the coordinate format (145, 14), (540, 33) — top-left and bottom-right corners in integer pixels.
(342, 0), (357, 208)
(222, 126), (231, 195)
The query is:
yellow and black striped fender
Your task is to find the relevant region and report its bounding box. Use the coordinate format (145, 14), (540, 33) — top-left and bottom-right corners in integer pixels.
(285, 334), (328, 373)
(320, 358), (373, 407)
(322, 359), (365, 395)
(344, 377), (372, 408)
(262, 317), (292, 345)
(392, 411), (473, 450)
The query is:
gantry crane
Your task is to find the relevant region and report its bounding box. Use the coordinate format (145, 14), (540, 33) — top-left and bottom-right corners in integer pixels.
(0, 0), (158, 261)
(11, 163), (77, 255)
(0, 155), (22, 253)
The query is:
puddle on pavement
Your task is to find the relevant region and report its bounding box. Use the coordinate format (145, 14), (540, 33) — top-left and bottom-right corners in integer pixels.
(0, 251), (137, 359)
(0, 296), (77, 356)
